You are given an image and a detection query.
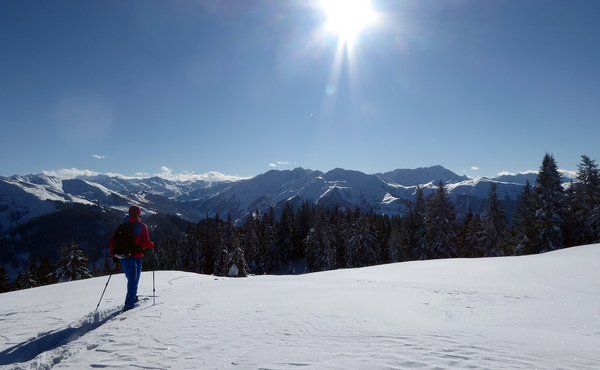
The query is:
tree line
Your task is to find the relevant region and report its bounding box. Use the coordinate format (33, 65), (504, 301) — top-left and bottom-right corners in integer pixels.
(153, 153), (600, 277)
(2, 153), (599, 292)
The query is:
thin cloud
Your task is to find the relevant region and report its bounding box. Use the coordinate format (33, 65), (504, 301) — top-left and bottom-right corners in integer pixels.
(92, 154), (106, 160)
(470, 166), (479, 171)
(43, 168), (139, 180)
(155, 166), (248, 182)
(43, 168), (100, 179)
(268, 161), (293, 168)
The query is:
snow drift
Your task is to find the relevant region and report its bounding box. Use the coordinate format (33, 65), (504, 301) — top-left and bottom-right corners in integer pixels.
(1, 244), (599, 369)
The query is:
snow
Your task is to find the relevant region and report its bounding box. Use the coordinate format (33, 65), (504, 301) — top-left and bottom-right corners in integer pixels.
(1, 245), (599, 369)
(381, 192), (398, 204)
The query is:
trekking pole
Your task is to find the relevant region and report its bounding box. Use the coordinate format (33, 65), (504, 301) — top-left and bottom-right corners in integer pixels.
(152, 244), (156, 305)
(95, 264), (117, 313)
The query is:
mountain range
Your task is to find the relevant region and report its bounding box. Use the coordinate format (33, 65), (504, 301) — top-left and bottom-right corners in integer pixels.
(2, 165), (577, 235)
(0, 165), (578, 276)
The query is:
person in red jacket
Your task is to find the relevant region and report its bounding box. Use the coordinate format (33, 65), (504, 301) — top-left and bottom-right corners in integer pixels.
(110, 205), (155, 312)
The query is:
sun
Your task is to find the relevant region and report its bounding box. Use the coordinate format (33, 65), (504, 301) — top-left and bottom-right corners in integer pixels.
(320, 0), (377, 45)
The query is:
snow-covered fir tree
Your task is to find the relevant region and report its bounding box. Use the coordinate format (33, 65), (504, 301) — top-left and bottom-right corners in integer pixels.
(0, 266), (11, 293)
(209, 216), (248, 277)
(16, 262), (40, 289)
(277, 203), (295, 269)
(304, 211), (336, 271)
(427, 181), (457, 259)
(345, 214), (378, 268)
(481, 182), (508, 257)
(570, 155), (600, 244)
(36, 258), (57, 286)
(242, 210), (261, 274)
(513, 181), (538, 255)
(387, 217), (406, 262)
(54, 242), (93, 282)
(225, 233), (248, 277)
(457, 210), (483, 258)
(408, 186), (429, 260)
(260, 209), (278, 273)
(534, 153), (566, 252)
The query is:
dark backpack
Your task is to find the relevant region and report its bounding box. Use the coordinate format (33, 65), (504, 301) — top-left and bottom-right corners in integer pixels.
(112, 223), (141, 257)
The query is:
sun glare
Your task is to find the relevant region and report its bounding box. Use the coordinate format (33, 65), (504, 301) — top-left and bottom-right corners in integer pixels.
(320, 0), (377, 45)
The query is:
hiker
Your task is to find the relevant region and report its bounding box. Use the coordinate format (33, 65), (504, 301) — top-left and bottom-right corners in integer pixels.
(109, 205), (155, 312)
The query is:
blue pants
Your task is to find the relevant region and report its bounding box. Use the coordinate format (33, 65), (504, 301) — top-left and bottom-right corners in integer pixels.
(120, 257), (142, 310)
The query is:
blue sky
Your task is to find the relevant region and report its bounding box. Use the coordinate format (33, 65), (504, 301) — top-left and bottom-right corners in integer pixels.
(1, 0), (599, 179)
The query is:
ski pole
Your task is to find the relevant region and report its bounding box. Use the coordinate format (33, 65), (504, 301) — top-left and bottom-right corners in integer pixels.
(152, 244), (156, 305)
(95, 265), (116, 313)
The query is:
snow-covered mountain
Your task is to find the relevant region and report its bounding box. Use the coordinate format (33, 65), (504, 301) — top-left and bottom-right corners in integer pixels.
(0, 165), (552, 233)
(1, 244), (598, 368)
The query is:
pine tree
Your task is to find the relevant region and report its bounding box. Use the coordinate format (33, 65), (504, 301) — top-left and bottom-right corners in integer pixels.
(16, 263), (40, 289)
(345, 215), (379, 267)
(304, 210), (336, 272)
(260, 209), (278, 273)
(242, 210), (261, 274)
(387, 216), (405, 262)
(277, 203), (295, 270)
(226, 237), (248, 277)
(0, 266), (11, 293)
(513, 181), (537, 255)
(36, 258), (57, 286)
(570, 154), (600, 245)
(481, 182), (508, 257)
(456, 209), (483, 257)
(54, 242), (93, 282)
(219, 218), (248, 277)
(467, 213), (485, 257)
(410, 186), (429, 260)
(534, 153), (566, 252)
(427, 181), (457, 259)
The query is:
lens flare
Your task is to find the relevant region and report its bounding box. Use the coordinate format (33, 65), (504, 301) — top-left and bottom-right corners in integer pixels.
(320, 0), (377, 45)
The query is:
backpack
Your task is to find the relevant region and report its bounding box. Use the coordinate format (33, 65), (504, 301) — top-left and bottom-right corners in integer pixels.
(112, 223), (141, 257)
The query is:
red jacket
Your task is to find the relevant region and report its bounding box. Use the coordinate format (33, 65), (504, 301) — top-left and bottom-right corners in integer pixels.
(109, 216), (155, 258)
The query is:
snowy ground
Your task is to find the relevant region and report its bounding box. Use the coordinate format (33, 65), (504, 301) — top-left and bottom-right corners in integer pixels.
(1, 245), (599, 369)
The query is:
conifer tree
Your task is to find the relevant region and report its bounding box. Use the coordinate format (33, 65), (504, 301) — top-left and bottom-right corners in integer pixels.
(387, 216), (405, 262)
(427, 181), (457, 259)
(54, 242), (93, 282)
(277, 203), (295, 269)
(481, 182), (508, 257)
(410, 186), (429, 260)
(214, 216), (236, 276)
(304, 211), (336, 271)
(570, 154), (600, 244)
(0, 266), (11, 293)
(226, 236), (248, 277)
(260, 208), (278, 273)
(218, 218), (248, 277)
(242, 210), (261, 274)
(36, 258), (57, 286)
(513, 181), (537, 255)
(15, 263), (40, 289)
(345, 215), (379, 267)
(293, 203), (313, 260)
(467, 213), (485, 257)
(534, 153), (566, 252)
(456, 209), (483, 257)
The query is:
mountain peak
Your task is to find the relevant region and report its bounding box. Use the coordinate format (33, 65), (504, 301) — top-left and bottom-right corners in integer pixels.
(378, 165), (468, 186)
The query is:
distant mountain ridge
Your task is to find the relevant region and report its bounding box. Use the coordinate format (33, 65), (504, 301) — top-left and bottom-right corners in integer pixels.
(0, 165), (575, 235)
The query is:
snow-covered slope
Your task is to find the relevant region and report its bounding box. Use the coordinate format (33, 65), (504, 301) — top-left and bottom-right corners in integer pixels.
(379, 165), (469, 186)
(1, 244), (598, 369)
